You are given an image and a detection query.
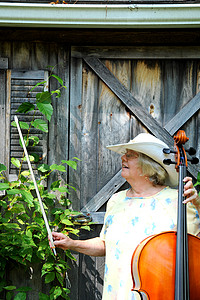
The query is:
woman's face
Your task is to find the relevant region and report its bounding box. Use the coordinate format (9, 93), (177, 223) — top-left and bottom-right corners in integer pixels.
(121, 150), (142, 181)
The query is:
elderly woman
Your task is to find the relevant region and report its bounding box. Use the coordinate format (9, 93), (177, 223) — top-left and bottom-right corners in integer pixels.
(50, 133), (200, 300)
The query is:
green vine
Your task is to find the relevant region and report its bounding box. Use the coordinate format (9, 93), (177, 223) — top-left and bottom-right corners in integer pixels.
(0, 71), (91, 300)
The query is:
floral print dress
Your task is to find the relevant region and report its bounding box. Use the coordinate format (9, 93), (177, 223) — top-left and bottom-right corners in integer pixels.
(100, 187), (200, 300)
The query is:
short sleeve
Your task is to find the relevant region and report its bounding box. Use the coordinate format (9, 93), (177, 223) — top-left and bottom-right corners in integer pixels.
(99, 190), (127, 241)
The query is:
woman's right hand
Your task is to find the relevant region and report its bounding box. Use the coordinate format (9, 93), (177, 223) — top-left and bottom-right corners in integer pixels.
(49, 232), (72, 251)
(48, 234), (105, 256)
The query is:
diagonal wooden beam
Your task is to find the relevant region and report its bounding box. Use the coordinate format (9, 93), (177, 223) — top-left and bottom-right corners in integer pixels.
(164, 92), (200, 135)
(81, 171), (125, 213)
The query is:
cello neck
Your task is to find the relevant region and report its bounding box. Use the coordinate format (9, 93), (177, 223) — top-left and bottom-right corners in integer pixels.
(174, 131), (189, 300)
(175, 164), (189, 300)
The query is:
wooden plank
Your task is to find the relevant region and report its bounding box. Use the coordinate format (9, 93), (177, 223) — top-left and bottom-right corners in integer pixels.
(72, 46), (200, 59)
(11, 70), (45, 79)
(163, 60), (196, 126)
(12, 42), (31, 69)
(5, 70), (11, 178)
(81, 171), (126, 213)
(83, 56), (199, 179)
(84, 56), (174, 146)
(131, 59), (163, 125)
(68, 57), (83, 300)
(0, 70), (6, 196)
(87, 212), (105, 224)
(97, 59), (133, 191)
(164, 92), (200, 135)
(69, 57), (83, 212)
(80, 62), (99, 208)
(0, 57), (8, 69)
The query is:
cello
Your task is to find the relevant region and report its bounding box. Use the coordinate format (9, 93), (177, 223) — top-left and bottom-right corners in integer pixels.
(131, 130), (200, 300)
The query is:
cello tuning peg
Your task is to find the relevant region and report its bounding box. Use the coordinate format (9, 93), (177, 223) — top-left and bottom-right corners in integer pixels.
(188, 157), (199, 165)
(185, 147), (196, 156)
(163, 148), (176, 154)
(163, 159), (176, 165)
(163, 148), (171, 154)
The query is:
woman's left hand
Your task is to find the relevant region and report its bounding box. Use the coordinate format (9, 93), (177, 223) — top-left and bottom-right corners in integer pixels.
(183, 176), (200, 207)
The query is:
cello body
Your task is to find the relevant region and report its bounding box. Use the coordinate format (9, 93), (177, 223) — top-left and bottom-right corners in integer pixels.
(131, 231), (200, 300)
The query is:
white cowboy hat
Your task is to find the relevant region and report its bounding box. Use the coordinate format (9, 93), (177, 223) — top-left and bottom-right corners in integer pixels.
(106, 133), (178, 187)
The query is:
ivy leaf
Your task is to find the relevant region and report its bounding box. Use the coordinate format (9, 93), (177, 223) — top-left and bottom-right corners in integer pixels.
(56, 273), (63, 286)
(194, 172), (200, 187)
(39, 293), (50, 300)
(197, 172), (200, 183)
(50, 164), (66, 172)
(7, 189), (33, 205)
(5, 291), (12, 300)
(12, 121), (29, 130)
(19, 136), (29, 148)
(16, 102), (35, 113)
(36, 102), (53, 122)
(22, 190), (34, 202)
(13, 292), (26, 300)
(51, 74), (64, 86)
(3, 286), (16, 291)
(24, 155), (35, 162)
(53, 186), (69, 193)
(36, 91), (51, 104)
(1, 223), (20, 229)
(30, 153), (40, 163)
(7, 188), (21, 195)
(65, 249), (76, 261)
(21, 171), (30, 176)
(50, 180), (61, 190)
(0, 183), (10, 190)
(62, 160), (77, 170)
(45, 272), (55, 284)
(52, 186), (69, 193)
(81, 225), (91, 231)
(11, 158), (21, 168)
(38, 164), (50, 173)
(28, 136), (39, 147)
(60, 219), (73, 226)
(16, 287), (32, 292)
(0, 163), (7, 172)
(51, 286), (62, 298)
(32, 119), (48, 133)
(51, 89), (61, 98)
(30, 80), (47, 92)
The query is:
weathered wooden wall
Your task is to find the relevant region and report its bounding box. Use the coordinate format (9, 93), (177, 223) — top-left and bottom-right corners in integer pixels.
(0, 30), (199, 299)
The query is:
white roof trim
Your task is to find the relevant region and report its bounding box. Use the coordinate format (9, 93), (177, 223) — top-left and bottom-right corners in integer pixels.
(1, 3), (200, 28)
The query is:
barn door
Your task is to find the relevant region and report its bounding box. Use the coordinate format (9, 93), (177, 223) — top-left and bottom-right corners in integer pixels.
(68, 46), (200, 300)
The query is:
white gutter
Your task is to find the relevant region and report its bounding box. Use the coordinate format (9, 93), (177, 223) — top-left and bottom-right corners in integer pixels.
(0, 3), (200, 28)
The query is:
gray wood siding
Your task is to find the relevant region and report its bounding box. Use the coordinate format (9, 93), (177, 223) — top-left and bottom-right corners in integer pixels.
(0, 41), (199, 300)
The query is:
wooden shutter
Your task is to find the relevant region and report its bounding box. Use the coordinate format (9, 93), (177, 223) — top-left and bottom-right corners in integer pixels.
(6, 70), (49, 181)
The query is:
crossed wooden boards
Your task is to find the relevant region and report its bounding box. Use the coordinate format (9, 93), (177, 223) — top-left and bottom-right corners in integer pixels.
(79, 55), (200, 220)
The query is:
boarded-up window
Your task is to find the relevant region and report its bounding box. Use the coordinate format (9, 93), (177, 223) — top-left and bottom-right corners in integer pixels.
(6, 70), (49, 180)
